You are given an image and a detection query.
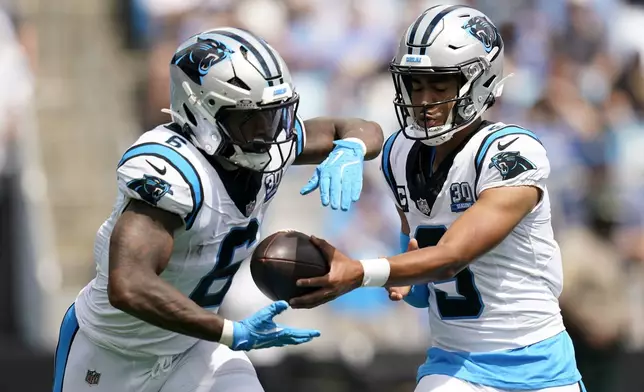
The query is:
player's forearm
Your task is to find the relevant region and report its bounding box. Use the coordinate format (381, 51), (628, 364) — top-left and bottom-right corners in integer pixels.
(108, 274), (225, 342)
(297, 117), (384, 164)
(332, 118), (383, 160)
(378, 245), (467, 287)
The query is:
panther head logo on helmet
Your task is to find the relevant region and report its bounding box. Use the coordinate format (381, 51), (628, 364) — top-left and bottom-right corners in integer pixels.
(462, 16), (500, 53)
(171, 38), (233, 85)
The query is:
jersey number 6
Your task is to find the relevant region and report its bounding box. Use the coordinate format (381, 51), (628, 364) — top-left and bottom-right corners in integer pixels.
(415, 226), (484, 320)
(189, 220), (259, 308)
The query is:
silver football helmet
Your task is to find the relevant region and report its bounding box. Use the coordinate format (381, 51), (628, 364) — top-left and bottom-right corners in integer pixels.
(165, 27), (299, 172)
(391, 5), (509, 146)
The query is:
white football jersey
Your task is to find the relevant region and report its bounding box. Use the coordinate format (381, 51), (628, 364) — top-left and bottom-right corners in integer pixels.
(381, 121), (565, 353)
(74, 120), (306, 357)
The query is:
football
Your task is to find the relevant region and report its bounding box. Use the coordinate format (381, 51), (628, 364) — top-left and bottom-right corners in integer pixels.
(250, 230), (330, 302)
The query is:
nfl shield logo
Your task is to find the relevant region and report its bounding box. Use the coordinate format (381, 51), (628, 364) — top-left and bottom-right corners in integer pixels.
(85, 370), (101, 386)
(417, 198), (431, 215)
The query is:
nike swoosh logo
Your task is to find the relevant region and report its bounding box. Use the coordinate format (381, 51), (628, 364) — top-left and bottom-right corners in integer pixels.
(328, 150), (344, 165)
(498, 137), (519, 151)
(146, 159), (167, 175)
(252, 340), (277, 349)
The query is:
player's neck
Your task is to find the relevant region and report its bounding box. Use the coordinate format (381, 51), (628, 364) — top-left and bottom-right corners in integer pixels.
(433, 120), (482, 170)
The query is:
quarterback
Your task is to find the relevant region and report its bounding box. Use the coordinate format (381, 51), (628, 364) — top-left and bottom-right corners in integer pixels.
(290, 5), (585, 392)
(52, 27), (383, 392)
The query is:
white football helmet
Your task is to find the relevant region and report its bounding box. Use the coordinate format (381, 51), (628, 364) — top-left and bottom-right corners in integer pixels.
(165, 27), (299, 172)
(391, 5), (509, 146)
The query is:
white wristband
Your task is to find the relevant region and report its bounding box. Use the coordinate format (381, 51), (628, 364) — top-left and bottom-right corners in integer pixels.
(219, 319), (235, 347)
(342, 137), (367, 156)
(358, 258), (391, 287)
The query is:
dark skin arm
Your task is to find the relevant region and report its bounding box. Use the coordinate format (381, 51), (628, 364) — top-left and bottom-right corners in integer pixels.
(293, 117), (384, 164)
(289, 186), (540, 308)
(107, 200), (226, 341)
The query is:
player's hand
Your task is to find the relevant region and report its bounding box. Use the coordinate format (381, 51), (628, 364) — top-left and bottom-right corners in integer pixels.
(289, 236), (364, 309)
(398, 285), (431, 308)
(300, 139), (365, 211)
(387, 286), (411, 301)
(231, 301), (321, 351)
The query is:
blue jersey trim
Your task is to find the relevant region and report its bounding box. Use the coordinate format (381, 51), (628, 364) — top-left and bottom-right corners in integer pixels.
(417, 331), (582, 389)
(53, 304), (79, 392)
(118, 142), (204, 230)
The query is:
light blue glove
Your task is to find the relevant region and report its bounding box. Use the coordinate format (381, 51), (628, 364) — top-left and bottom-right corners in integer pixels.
(300, 139), (366, 211)
(230, 301), (321, 351)
(403, 284), (430, 309)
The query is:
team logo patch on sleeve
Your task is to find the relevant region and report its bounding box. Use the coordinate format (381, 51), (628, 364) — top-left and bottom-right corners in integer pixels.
(126, 175), (174, 206)
(488, 151), (536, 180)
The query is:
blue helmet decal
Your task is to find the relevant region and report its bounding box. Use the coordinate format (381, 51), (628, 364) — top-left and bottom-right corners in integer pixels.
(172, 37), (233, 85)
(462, 16), (501, 53)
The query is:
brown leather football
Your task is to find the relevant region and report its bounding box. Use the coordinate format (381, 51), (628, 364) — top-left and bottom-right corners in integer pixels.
(250, 230), (330, 301)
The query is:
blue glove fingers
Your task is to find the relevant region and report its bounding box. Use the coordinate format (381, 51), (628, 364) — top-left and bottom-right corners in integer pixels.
(300, 171), (319, 195)
(403, 284), (430, 309)
(319, 171), (331, 206)
(350, 167), (362, 203)
(289, 337), (316, 345)
(340, 171), (353, 211)
(329, 168), (342, 210)
(278, 328), (321, 344)
(255, 300), (289, 321)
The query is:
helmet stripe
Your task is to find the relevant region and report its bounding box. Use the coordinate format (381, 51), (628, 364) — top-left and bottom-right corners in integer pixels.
(236, 28), (283, 79)
(419, 5), (464, 55)
(216, 30), (276, 85)
(406, 5), (441, 54)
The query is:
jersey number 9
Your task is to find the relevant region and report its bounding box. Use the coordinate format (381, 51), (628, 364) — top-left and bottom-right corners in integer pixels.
(415, 226), (484, 320)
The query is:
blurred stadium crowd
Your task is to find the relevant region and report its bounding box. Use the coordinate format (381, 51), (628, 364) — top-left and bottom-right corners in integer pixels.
(2, 0), (644, 390)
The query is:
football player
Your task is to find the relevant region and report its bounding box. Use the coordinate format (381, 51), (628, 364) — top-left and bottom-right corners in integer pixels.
(52, 27), (383, 392)
(289, 5), (585, 392)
